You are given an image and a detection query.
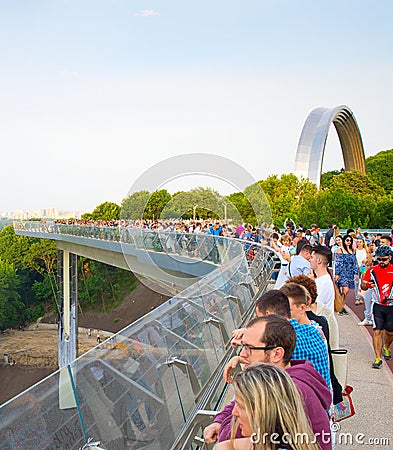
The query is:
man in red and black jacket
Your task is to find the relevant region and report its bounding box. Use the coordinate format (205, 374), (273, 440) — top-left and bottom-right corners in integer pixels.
(361, 245), (393, 369)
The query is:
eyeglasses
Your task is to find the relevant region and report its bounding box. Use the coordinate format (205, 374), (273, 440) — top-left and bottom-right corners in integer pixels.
(377, 257), (390, 262)
(239, 342), (276, 355)
(345, 239), (352, 242)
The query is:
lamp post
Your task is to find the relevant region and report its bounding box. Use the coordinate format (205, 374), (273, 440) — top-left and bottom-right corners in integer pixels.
(223, 201), (227, 225)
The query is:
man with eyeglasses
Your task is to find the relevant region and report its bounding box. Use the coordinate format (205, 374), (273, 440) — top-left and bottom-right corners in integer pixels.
(361, 245), (393, 368)
(202, 314), (332, 449)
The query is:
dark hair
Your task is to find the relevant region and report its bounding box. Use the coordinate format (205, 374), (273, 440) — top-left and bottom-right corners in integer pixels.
(295, 238), (308, 255)
(380, 234), (392, 245)
(286, 274), (318, 303)
(255, 290), (290, 319)
(299, 243), (313, 254)
(312, 245), (332, 266)
(280, 283), (309, 306)
(342, 234), (353, 253)
(247, 315), (296, 365)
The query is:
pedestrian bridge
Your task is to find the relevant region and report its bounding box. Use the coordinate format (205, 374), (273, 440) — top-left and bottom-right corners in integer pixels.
(1, 223), (276, 449)
(13, 222), (229, 292)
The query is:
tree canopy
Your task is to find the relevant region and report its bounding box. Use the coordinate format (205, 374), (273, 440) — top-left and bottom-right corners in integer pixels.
(82, 201), (121, 220)
(2, 150), (393, 330)
(121, 190), (151, 219)
(366, 149), (393, 194)
(0, 258), (23, 331)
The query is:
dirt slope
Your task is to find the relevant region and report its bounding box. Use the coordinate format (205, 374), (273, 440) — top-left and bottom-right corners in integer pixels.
(0, 282), (170, 405)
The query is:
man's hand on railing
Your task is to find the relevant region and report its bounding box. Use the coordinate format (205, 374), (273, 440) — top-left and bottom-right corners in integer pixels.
(203, 422), (221, 443)
(230, 327), (245, 347)
(223, 355), (244, 384)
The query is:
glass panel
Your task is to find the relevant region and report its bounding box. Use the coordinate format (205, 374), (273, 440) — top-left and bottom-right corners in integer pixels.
(5, 223), (277, 449)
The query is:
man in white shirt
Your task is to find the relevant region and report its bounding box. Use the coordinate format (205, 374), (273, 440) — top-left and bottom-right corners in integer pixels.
(310, 246), (335, 313)
(288, 244), (312, 277)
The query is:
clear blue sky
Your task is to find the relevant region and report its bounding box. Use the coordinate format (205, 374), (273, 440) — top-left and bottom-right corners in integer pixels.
(1, 0), (392, 213)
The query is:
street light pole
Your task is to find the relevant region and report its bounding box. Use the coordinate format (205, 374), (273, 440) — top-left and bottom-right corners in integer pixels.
(193, 204), (198, 220)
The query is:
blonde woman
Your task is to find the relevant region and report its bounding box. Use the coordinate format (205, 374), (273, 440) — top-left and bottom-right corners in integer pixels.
(216, 363), (321, 450)
(329, 226), (341, 248)
(354, 237), (372, 304)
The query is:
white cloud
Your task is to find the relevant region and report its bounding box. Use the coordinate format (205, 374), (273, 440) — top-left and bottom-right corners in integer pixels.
(57, 70), (79, 78)
(134, 9), (159, 17)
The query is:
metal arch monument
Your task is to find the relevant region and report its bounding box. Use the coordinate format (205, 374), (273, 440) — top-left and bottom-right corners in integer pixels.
(294, 105), (366, 188)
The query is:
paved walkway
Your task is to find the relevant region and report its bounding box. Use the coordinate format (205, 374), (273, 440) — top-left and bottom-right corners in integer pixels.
(335, 297), (393, 449)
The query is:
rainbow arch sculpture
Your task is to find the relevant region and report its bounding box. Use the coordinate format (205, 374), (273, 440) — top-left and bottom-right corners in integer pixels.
(294, 105), (366, 188)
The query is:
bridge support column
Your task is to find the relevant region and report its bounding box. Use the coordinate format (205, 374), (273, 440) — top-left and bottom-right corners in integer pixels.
(57, 250), (78, 368)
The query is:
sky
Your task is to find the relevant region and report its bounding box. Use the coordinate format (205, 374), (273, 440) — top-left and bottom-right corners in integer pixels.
(0, 0), (392, 214)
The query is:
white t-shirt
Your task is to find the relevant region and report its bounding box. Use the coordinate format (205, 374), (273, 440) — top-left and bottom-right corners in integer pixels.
(355, 248), (367, 267)
(315, 274), (335, 313)
(288, 254), (311, 277)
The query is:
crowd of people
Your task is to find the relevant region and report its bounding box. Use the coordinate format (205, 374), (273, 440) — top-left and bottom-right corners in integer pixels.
(53, 217), (393, 448)
(200, 222), (393, 449)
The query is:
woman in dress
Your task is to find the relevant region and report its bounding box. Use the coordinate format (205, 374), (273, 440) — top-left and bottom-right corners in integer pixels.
(334, 234), (359, 315)
(215, 363), (320, 450)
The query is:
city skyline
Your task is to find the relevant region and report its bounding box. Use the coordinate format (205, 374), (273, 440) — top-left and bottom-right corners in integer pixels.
(0, 208), (82, 220)
(1, 1), (392, 213)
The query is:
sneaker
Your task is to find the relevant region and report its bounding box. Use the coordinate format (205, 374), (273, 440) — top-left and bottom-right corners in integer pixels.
(372, 358), (383, 369)
(338, 309), (349, 316)
(383, 346), (392, 361)
(358, 319), (373, 326)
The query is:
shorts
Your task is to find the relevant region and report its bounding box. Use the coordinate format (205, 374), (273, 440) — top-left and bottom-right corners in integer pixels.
(372, 303), (393, 332)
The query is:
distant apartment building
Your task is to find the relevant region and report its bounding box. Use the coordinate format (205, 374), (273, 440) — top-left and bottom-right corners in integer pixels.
(0, 209), (82, 220)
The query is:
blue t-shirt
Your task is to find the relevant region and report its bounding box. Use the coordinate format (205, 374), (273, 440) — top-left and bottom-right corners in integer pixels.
(290, 318), (331, 388)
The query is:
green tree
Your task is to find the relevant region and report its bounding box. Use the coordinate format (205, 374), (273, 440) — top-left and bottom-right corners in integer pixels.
(373, 194), (393, 228)
(320, 169), (344, 190)
(0, 225), (39, 307)
(225, 192), (253, 225)
(330, 170), (385, 197)
(121, 190), (151, 219)
(144, 189), (172, 220)
(78, 260), (137, 311)
(163, 187), (223, 219)
(366, 149), (393, 194)
(299, 188), (377, 229)
(242, 183), (272, 226)
(257, 174), (317, 227)
(0, 259), (23, 330)
(24, 240), (57, 276)
(87, 201), (121, 220)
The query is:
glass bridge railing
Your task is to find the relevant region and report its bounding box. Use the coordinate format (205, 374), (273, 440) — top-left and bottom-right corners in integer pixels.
(13, 221), (268, 267)
(4, 224), (277, 449)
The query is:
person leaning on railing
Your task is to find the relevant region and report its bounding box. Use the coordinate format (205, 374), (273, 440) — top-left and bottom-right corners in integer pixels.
(215, 363), (321, 450)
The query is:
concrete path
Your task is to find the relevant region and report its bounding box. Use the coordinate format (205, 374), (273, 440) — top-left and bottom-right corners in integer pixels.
(334, 304), (393, 449)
